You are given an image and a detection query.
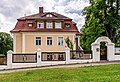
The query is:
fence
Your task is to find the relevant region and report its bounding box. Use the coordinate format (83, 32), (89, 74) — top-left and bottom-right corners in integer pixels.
(70, 50), (92, 59)
(115, 46), (120, 55)
(2, 48), (93, 70)
(0, 56), (7, 65)
(12, 53), (37, 63)
(41, 52), (66, 61)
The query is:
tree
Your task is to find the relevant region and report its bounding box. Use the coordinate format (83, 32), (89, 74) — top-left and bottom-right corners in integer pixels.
(0, 32), (13, 55)
(81, 0), (120, 50)
(65, 37), (73, 50)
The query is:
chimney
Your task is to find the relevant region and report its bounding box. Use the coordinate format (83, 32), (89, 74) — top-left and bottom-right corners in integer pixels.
(39, 7), (43, 14)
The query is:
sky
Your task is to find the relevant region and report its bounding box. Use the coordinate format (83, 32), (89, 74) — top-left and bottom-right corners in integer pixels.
(0, 0), (90, 33)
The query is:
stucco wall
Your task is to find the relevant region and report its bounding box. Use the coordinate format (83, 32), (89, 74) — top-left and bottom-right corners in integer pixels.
(13, 32), (76, 53)
(15, 33), (22, 53)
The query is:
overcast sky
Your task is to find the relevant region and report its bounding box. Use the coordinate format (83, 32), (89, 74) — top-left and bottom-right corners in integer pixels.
(0, 0), (90, 33)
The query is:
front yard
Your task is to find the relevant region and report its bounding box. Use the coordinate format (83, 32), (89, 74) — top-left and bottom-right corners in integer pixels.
(0, 64), (120, 82)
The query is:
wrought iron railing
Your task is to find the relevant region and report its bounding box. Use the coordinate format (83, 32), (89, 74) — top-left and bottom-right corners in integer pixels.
(70, 50), (92, 59)
(12, 53), (37, 63)
(41, 52), (66, 61)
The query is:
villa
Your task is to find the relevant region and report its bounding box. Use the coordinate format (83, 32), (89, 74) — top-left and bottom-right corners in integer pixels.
(10, 7), (81, 61)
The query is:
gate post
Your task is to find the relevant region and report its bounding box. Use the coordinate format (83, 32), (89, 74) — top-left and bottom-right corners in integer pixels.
(91, 43), (100, 62)
(37, 48), (41, 66)
(65, 47), (70, 64)
(7, 50), (13, 69)
(107, 43), (115, 61)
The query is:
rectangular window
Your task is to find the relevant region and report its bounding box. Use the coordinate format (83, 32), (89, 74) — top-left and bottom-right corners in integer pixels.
(55, 22), (61, 28)
(58, 37), (63, 46)
(46, 22), (53, 28)
(36, 37), (41, 45)
(47, 37), (52, 46)
(37, 22), (44, 28)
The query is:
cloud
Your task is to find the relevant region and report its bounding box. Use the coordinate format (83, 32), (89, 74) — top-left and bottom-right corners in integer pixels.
(0, 0), (89, 33)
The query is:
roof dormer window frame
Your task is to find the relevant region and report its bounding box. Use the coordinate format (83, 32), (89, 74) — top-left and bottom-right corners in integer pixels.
(46, 14), (53, 17)
(37, 22), (44, 28)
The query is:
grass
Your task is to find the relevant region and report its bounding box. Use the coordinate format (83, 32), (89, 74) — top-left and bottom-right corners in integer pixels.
(0, 64), (120, 82)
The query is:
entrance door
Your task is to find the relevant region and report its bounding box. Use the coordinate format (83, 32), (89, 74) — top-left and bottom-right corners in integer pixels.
(100, 42), (107, 60)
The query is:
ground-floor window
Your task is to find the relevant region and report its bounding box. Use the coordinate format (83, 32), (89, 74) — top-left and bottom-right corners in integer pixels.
(35, 37), (41, 45)
(58, 37), (63, 46)
(47, 37), (52, 46)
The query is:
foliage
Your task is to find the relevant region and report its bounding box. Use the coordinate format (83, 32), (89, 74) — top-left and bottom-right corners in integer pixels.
(0, 64), (120, 82)
(0, 32), (13, 55)
(81, 0), (120, 50)
(65, 37), (73, 50)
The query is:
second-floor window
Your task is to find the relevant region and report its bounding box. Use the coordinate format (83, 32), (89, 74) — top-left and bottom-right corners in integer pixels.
(36, 37), (41, 46)
(55, 22), (61, 28)
(46, 22), (53, 28)
(47, 37), (52, 46)
(37, 22), (44, 28)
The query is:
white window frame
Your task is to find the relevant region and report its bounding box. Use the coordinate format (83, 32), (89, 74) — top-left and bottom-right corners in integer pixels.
(46, 14), (52, 17)
(35, 36), (42, 46)
(28, 23), (33, 27)
(37, 22), (44, 28)
(46, 36), (53, 46)
(58, 37), (64, 46)
(55, 22), (61, 28)
(46, 22), (53, 28)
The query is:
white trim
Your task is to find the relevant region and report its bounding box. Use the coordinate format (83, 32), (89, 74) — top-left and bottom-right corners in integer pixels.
(57, 36), (64, 46)
(73, 35), (76, 50)
(42, 51), (65, 52)
(22, 33), (25, 53)
(34, 36), (42, 46)
(13, 34), (16, 52)
(25, 34), (75, 36)
(46, 36), (53, 46)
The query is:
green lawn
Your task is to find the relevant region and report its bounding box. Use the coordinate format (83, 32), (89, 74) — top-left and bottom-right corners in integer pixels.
(0, 64), (120, 82)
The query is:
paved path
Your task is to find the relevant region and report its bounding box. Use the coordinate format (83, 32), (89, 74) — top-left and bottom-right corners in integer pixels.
(0, 61), (120, 74)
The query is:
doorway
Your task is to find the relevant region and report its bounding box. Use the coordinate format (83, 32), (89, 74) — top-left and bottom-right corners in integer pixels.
(100, 42), (107, 60)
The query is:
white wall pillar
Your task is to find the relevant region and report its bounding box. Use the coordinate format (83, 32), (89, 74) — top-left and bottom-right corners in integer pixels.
(22, 33), (25, 53)
(7, 50), (13, 69)
(91, 43), (100, 62)
(37, 48), (41, 66)
(13, 34), (16, 53)
(107, 44), (115, 61)
(78, 36), (80, 47)
(65, 47), (70, 64)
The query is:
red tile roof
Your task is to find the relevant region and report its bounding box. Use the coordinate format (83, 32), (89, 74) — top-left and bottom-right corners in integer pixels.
(11, 11), (80, 35)
(18, 12), (72, 20)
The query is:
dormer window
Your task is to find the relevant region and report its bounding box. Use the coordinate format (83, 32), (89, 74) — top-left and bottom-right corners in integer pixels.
(46, 22), (53, 28)
(37, 22), (44, 28)
(55, 22), (61, 28)
(65, 23), (71, 28)
(46, 14), (52, 17)
(28, 23), (33, 27)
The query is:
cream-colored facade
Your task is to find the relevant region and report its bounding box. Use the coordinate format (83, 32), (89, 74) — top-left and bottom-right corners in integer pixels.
(13, 32), (78, 53)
